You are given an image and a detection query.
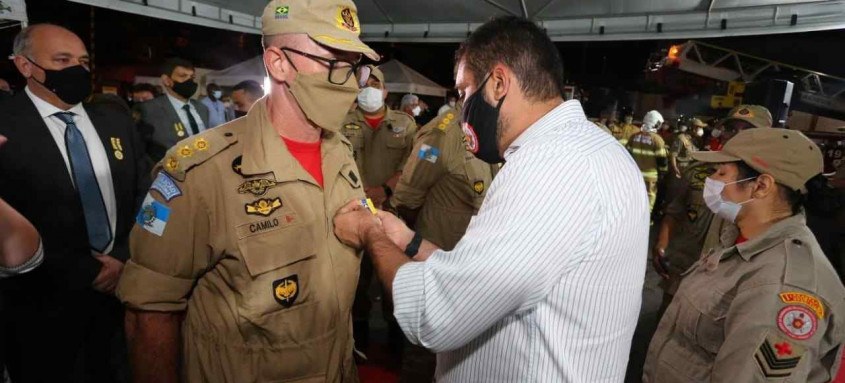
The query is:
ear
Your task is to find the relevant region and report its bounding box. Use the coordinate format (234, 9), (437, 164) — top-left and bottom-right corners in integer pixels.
(489, 63), (510, 103)
(381, 88), (388, 100)
(13, 56), (32, 79)
(264, 47), (293, 85)
(752, 174), (778, 199)
(160, 74), (172, 88)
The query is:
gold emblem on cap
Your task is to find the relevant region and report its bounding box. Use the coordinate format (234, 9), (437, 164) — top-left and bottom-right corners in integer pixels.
(274, 5), (290, 19)
(193, 138), (209, 151)
(337, 7), (359, 33)
(735, 108), (754, 118)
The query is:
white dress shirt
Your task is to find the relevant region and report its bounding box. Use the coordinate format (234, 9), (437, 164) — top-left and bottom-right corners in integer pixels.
(167, 93), (206, 136)
(200, 96), (227, 128)
(393, 100), (650, 382)
(26, 87), (117, 254)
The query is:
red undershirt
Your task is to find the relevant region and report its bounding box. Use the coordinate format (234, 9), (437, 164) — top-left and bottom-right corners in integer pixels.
(282, 137), (323, 188)
(736, 235), (748, 245)
(364, 115), (384, 130)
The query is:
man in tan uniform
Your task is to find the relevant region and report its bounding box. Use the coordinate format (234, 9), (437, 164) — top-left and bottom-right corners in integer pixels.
(341, 66), (416, 350)
(627, 110), (668, 212)
(614, 111), (640, 145)
(387, 105), (494, 382)
(643, 129), (845, 382)
(341, 67), (417, 208)
(668, 122), (698, 179)
(116, 1), (378, 381)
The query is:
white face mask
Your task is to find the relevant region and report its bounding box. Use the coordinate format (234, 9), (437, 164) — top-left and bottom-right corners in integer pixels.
(703, 177), (755, 223)
(357, 87), (384, 113)
(695, 128), (704, 137)
(412, 105), (422, 116)
(712, 128), (723, 138)
(212, 90), (223, 99)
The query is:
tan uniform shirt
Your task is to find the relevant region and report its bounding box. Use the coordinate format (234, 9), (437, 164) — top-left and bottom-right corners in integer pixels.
(341, 107), (417, 187)
(117, 99), (365, 383)
(670, 132), (697, 166)
(644, 214), (845, 382)
(390, 109), (493, 250)
(627, 131), (668, 180)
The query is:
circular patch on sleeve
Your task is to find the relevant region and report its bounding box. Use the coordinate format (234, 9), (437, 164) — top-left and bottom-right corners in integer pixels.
(777, 305), (817, 340)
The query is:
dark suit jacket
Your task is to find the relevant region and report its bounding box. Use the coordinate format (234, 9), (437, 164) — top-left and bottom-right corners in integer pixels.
(138, 95), (210, 162)
(0, 93), (150, 291)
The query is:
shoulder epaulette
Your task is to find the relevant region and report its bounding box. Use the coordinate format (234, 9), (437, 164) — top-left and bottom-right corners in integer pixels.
(159, 129), (238, 181)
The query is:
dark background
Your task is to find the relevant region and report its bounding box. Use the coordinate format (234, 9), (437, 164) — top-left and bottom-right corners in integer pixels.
(1, 0), (843, 94)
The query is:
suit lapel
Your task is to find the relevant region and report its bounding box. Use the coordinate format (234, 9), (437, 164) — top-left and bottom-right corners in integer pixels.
(11, 94), (77, 193)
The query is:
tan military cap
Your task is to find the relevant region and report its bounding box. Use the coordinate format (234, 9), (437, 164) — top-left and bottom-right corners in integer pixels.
(691, 118), (707, 127)
(692, 129), (823, 193)
(261, 0), (379, 61)
(370, 65), (385, 84)
(720, 105), (773, 129)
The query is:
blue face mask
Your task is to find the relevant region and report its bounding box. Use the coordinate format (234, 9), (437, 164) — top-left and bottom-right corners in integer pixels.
(212, 90), (223, 99)
(703, 177), (755, 223)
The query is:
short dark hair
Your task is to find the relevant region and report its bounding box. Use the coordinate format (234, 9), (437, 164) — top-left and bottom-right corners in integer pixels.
(456, 16), (564, 102)
(132, 83), (158, 95)
(160, 57), (194, 76)
(233, 80), (263, 98)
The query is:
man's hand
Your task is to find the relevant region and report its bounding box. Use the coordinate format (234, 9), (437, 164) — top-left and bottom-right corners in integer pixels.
(92, 253), (124, 294)
(0, 134), (7, 148)
(334, 200), (382, 249)
(364, 186), (387, 208)
(375, 210), (414, 250)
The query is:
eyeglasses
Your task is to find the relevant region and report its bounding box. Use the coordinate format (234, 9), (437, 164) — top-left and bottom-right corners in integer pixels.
(280, 47), (370, 87)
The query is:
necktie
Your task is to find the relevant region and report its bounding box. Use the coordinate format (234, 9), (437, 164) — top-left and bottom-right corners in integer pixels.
(55, 112), (112, 253)
(182, 103), (199, 136)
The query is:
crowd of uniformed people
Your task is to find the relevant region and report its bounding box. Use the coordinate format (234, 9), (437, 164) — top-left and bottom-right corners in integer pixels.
(0, 0), (844, 381)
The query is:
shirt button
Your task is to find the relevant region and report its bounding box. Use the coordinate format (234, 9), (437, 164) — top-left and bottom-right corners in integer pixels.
(792, 239), (803, 245)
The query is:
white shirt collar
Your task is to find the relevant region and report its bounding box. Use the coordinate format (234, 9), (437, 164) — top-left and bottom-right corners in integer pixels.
(25, 86), (86, 119)
(504, 100), (586, 159)
(166, 92), (190, 111)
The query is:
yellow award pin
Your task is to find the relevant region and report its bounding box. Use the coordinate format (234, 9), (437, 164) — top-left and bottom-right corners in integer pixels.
(359, 198), (377, 215)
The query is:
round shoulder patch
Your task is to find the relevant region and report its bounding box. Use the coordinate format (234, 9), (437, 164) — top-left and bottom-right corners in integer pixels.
(777, 305), (817, 340)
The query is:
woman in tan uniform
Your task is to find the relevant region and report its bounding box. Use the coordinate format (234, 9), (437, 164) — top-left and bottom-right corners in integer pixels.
(644, 128), (845, 382)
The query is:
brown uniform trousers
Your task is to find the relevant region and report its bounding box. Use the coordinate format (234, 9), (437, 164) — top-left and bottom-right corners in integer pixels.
(389, 108), (494, 383)
(644, 214), (845, 382)
(117, 98), (365, 382)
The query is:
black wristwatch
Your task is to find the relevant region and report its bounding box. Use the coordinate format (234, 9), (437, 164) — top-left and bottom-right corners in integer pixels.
(382, 184), (393, 199)
(404, 232), (423, 258)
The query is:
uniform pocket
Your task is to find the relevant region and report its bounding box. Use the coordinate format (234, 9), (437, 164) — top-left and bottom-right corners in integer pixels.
(239, 225), (316, 276)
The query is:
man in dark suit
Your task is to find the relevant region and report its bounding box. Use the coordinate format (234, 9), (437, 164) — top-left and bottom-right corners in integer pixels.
(0, 24), (149, 382)
(137, 58), (210, 162)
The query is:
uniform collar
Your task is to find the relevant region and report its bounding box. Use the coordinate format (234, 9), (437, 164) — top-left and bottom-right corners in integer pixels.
(240, 97), (348, 188)
(355, 107), (393, 128)
(721, 213), (808, 262)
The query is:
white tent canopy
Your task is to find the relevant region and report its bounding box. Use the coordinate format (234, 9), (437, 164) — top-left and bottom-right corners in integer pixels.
(203, 56), (266, 87)
(379, 59), (446, 97)
(68, 0), (845, 41)
(1, 0), (28, 28)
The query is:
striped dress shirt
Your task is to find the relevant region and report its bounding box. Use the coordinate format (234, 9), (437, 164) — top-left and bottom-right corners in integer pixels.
(393, 100), (650, 382)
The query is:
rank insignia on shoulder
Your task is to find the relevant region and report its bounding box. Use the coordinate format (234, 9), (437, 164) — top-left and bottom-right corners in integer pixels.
(437, 123), (447, 131)
(193, 138), (209, 151)
(754, 334), (804, 378)
(150, 171), (182, 201)
(178, 145), (193, 158)
(165, 156), (179, 172)
(777, 305), (817, 340)
(272, 275), (299, 308)
(348, 170), (358, 184)
(345, 123), (361, 130)
(238, 179), (278, 196)
(779, 292), (825, 319)
(136, 194), (170, 236)
(245, 198), (283, 216)
(473, 181), (485, 195)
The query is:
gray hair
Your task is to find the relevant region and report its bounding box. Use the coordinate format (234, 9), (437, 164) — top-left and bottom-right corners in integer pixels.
(13, 24), (60, 57)
(400, 94), (419, 108)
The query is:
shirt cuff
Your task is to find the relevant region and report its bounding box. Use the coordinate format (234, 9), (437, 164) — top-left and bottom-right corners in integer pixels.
(0, 240), (44, 279)
(392, 260), (428, 345)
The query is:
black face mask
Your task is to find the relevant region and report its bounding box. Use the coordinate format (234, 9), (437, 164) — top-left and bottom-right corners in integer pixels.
(234, 110), (247, 118)
(27, 58), (91, 105)
(170, 78), (198, 99)
(461, 73), (505, 164)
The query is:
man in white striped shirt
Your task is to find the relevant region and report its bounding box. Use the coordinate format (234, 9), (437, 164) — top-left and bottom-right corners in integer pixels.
(335, 16), (650, 382)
